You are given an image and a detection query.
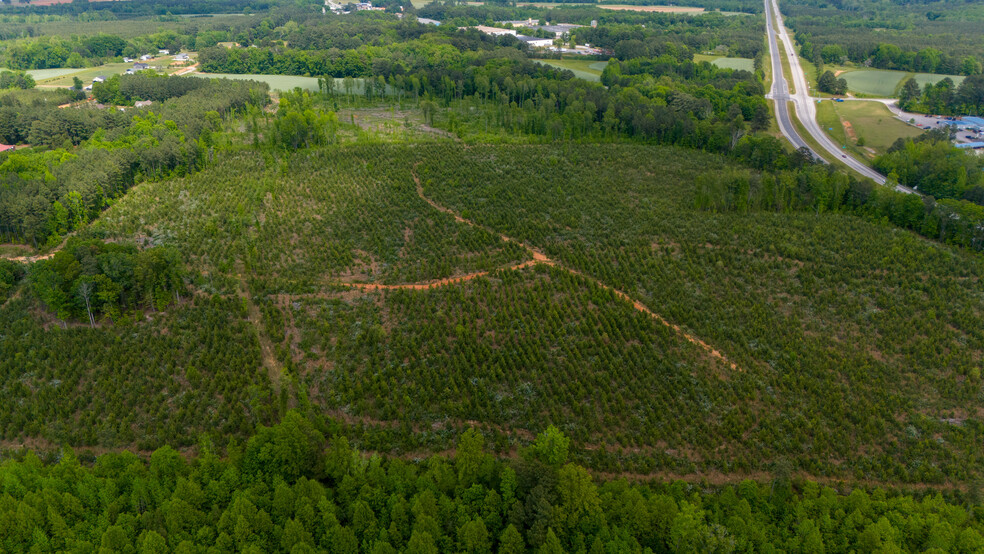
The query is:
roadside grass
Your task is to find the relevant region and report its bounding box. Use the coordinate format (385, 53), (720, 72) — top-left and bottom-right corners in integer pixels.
(816, 101), (850, 151)
(533, 58), (605, 82)
(825, 100), (922, 158)
(787, 101), (859, 172)
(777, 40), (795, 94)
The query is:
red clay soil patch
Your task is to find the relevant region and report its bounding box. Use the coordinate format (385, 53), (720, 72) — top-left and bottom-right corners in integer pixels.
(174, 63), (200, 76)
(363, 165), (747, 374)
(1, 235), (71, 263)
(337, 259), (540, 291)
(842, 119), (858, 141)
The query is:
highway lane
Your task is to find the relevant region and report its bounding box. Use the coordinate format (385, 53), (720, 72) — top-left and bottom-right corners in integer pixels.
(765, 0), (916, 192)
(763, 0), (809, 152)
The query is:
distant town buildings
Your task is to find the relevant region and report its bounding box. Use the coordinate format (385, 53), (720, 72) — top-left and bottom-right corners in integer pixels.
(517, 35), (554, 48)
(496, 19), (583, 37)
(467, 25), (518, 37)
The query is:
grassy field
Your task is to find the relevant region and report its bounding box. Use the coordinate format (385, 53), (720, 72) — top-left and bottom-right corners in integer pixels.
(787, 101), (859, 171)
(840, 69), (910, 97)
(797, 57), (854, 96)
(24, 68), (81, 81)
(840, 69), (966, 97)
(912, 72), (967, 90)
(192, 74), (395, 95)
(32, 57), (194, 87)
(816, 100), (923, 159)
(533, 58), (607, 81)
(192, 73), (321, 92)
(694, 54), (755, 72)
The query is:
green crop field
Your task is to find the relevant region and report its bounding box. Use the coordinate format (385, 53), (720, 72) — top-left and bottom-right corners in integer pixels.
(840, 69), (909, 97)
(840, 69), (966, 97)
(191, 74), (390, 94)
(533, 59), (606, 81)
(912, 72), (966, 90)
(695, 54), (755, 72)
(24, 67), (82, 80)
(191, 72), (320, 92)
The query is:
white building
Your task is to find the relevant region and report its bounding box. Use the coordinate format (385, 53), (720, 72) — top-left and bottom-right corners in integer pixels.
(517, 35), (554, 48)
(467, 25), (518, 37)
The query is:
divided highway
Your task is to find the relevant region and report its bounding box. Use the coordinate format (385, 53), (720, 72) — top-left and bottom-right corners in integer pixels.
(765, 0), (908, 190)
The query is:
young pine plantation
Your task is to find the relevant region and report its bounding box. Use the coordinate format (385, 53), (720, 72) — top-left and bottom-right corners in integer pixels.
(1, 0), (984, 550)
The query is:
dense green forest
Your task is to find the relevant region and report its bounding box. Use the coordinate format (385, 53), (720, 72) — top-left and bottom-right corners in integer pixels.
(7, 413), (984, 553)
(784, 0), (984, 76)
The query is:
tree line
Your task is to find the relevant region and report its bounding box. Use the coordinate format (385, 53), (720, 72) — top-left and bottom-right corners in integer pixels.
(696, 159), (984, 252)
(2, 412), (984, 552)
(874, 130), (984, 202)
(786, 0), (984, 76)
(898, 75), (984, 116)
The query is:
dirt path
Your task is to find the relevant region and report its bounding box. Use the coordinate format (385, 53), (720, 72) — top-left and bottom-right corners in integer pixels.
(237, 265), (282, 389)
(2, 235), (71, 263)
(333, 259), (540, 292)
(174, 63), (199, 76)
(394, 166), (742, 372)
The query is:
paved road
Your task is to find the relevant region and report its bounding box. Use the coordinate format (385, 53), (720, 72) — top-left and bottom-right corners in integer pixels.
(765, 0), (916, 192)
(763, 0), (809, 152)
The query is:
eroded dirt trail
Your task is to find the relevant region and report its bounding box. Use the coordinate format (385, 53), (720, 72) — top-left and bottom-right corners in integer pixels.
(1, 236), (71, 264)
(335, 259), (540, 292)
(237, 265), (282, 389)
(313, 166), (743, 373)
